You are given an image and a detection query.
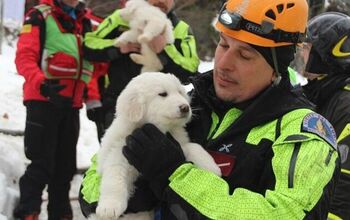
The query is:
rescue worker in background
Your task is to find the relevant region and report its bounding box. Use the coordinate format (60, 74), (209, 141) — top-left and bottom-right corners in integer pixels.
(121, 0), (341, 219)
(301, 12), (350, 220)
(84, 8), (110, 143)
(82, 0), (200, 134)
(326, 0), (350, 16)
(14, 0), (94, 219)
(83, 0), (127, 143)
(24, 0), (40, 15)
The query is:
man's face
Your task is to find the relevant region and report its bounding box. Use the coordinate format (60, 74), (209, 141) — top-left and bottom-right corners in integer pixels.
(298, 42), (324, 80)
(148, 0), (174, 13)
(61, 0), (79, 7)
(213, 33), (275, 103)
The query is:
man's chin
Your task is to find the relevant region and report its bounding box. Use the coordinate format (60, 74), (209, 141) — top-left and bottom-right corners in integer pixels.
(215, 90), (237, 102)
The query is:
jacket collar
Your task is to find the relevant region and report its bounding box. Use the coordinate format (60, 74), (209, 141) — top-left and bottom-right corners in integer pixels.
(191, 71), (314, 135)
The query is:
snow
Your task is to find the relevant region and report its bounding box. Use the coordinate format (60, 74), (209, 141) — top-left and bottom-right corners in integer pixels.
(0, 32), (307, 219)
(0, 40), (100, 219)
(0, 40), (214, 219)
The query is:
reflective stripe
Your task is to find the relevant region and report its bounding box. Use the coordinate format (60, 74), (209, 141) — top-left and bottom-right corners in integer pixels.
(341, 168), (350, 175)
(328, 212), (343, 220)
(337, 123), (350, 143)
(82, 69), (93, 76)
(49, 65), (77, 73)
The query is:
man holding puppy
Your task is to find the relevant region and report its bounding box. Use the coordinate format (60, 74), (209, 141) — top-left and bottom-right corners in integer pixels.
(82, 0), (200, 133)
(120, 0), (341, 219)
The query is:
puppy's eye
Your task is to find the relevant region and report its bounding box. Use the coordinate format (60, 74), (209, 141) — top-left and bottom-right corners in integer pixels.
(159, 92), (168, 97)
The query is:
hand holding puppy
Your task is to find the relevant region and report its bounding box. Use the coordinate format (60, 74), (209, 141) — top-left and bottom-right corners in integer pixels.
(148, 33), (167, 53)
(118, 42), (141, 54)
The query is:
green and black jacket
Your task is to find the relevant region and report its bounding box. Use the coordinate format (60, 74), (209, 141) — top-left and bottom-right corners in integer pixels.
(79, 71), (340, 219)
(158, 71), (340, 219)
(83, 9), (199, 101)
(304, 76), (350, 220)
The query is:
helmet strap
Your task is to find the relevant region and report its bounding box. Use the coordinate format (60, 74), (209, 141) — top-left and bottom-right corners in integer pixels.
(271, 47), (282, 86)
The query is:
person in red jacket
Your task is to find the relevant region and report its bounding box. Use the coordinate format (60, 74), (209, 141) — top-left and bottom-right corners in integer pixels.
(14, 0), (94, 219)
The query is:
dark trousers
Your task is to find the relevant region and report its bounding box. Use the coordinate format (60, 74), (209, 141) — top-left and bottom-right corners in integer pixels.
(17, 101), (79, 220)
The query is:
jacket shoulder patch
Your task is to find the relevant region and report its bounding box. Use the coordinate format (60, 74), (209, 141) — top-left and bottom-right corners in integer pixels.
(302, 113), (337, 149)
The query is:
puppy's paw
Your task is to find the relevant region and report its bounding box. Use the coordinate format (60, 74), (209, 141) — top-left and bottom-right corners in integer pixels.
(138, 35), (151, 43)
(199, 160), (222, 177)
(130, 53), (144, 65)
(182, 142), (222, 177)
(114, 39), (123, 48)
(96, 199), (127, 219)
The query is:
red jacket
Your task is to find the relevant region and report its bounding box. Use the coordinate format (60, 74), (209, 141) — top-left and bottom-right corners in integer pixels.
(16, 0), (94, 108)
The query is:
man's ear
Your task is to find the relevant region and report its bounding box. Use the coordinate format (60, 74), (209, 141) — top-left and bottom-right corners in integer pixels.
(117, 90), (145, 122)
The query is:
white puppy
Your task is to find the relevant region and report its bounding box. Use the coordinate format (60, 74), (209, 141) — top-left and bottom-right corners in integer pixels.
(95, 72), (221, 220)
(115, 0), (174, 73)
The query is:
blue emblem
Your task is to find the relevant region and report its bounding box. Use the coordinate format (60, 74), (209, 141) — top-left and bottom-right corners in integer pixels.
(302, 113), (337, 149)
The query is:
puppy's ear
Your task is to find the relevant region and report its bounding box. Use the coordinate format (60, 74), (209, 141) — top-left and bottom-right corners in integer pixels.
(119, 1), (138, 20)
(117, 90), (145, 122)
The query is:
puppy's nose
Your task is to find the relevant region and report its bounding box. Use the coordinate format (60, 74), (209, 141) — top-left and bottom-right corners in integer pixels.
(179, 104), (189, 114)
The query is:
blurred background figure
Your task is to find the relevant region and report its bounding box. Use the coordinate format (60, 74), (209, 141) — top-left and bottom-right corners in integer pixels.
(14, 0), (94, 219)
(82, 0), (200, 141)
(326, 0), (350, 15)
(301, 12), (350, 220)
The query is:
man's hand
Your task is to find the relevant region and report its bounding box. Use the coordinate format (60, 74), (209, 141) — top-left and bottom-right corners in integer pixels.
(40, 80), (72, 108)
(148, 34), (167, 53)
(123, 124), (186, 198)
(119, 42), (141, 54)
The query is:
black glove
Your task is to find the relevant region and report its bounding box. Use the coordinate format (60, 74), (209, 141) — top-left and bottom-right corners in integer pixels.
(86, 107), (105, 122)
(40, 80), (72, 108)
(125, 177), (158, 214)
(101, 95), (117, 129)
(123, 124), (186, 198)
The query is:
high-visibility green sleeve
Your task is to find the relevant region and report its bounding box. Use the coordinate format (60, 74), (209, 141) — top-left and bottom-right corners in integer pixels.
(164, 21), (199, 73)
(169, 137), (337, 219)
(80, 154), (101, 204)
(83, 10), (128, 61)
(85, 10), (128, 49)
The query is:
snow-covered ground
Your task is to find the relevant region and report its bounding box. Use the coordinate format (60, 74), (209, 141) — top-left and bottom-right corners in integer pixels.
(0, 39), (214, 219)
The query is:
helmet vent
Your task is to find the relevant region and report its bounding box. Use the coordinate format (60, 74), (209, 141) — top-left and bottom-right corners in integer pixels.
(265, 9), (276, 20)
(277, 4), (284, 13)
(287, 3), (295, 9)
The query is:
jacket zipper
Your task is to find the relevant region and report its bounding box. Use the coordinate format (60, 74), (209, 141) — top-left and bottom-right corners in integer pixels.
(288, 142), (301, 188)
(325, 148), (334, 165)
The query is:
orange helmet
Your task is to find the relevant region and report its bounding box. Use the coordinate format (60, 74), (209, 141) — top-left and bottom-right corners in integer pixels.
(216, 0), (308, 47)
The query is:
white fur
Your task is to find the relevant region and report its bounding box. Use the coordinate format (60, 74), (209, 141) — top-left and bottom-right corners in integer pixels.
(115, 0), (174, 73)
(95, 72), (221, 220)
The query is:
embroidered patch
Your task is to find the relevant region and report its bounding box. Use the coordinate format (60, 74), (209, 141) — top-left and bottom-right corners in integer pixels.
(302, 113), (337, 149)
(21, 24), (32, 34)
